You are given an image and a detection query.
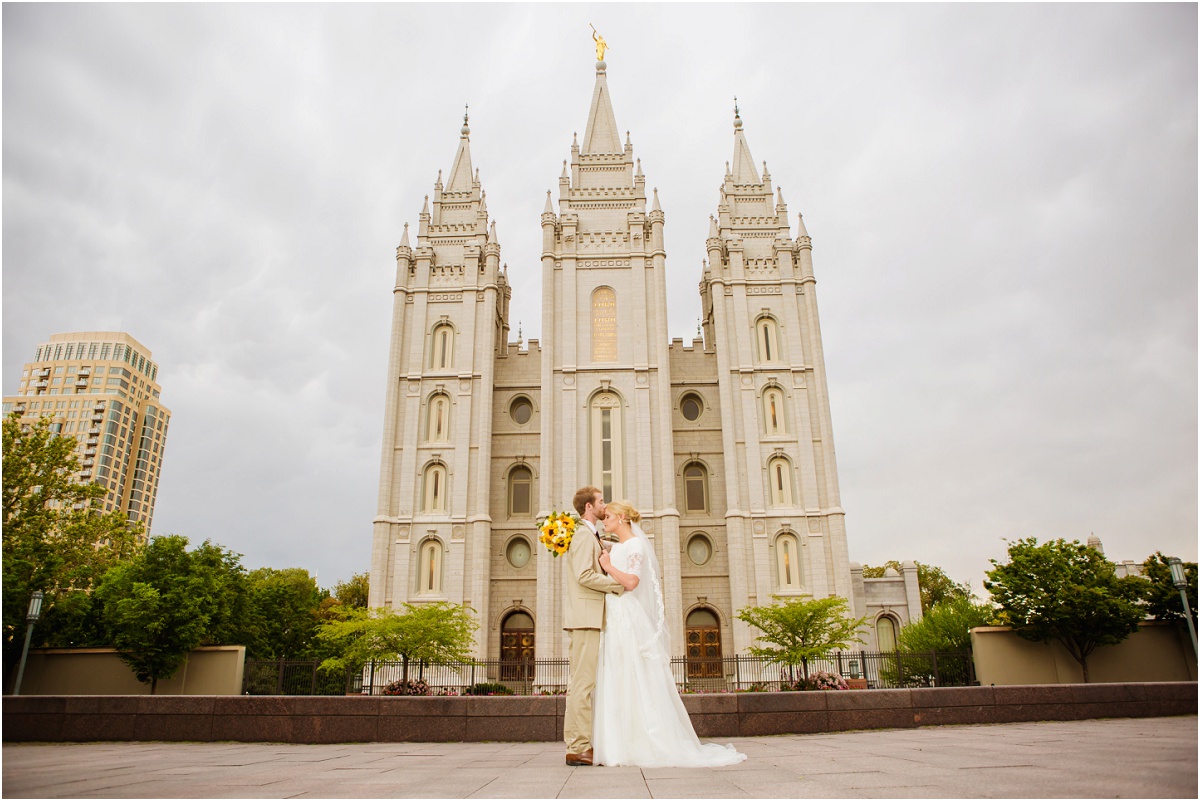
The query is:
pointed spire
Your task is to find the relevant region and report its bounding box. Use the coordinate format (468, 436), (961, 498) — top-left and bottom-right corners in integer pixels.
(436, 169), (443, 186)
(709, 215), (719, 238)
(488, 220), (499, 245)
(652, 187), (661, 212)
(422, 195), (430, 215)
(582, 59), (622, 154)
(731, 105), (760, 184)
(445, 107), (475, 192)
(561, 160), (569, 178)
(796, 212), (809, 238)
(635, 158), (643, 177)
(625, 130), (632, 148)
(400, 223), (410, 248)
(544, 190), (554, 214)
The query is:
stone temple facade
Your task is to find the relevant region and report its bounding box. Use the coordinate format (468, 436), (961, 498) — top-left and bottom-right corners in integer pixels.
(369, 59), (919, 663)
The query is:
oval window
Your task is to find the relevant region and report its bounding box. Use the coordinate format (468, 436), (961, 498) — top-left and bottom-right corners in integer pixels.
(687, 534), (712, 566)
(506, 537), (531, 569)
(510, 397), (533, 425)
(680, 393), (703, 421)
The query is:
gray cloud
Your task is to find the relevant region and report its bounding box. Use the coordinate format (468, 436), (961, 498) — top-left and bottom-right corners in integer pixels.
(4, 4), (1195, 592)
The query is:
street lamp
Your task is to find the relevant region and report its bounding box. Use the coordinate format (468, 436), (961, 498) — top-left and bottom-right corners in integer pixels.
(1167, 557), (1197, 658)
(13, 590), (44, 696)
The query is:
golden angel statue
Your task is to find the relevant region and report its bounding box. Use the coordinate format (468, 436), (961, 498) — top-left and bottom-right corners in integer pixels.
(590, 24), (608, 61)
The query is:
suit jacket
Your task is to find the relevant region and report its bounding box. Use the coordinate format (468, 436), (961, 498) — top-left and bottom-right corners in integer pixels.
(563, 519), (624, 630)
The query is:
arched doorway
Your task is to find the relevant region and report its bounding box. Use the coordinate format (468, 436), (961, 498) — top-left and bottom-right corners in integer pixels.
(500, 611), (535, 681)
(685, 607), (722, 679)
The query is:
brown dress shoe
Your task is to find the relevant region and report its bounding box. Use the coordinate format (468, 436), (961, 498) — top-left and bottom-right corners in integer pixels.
(565, 748), (594, 766)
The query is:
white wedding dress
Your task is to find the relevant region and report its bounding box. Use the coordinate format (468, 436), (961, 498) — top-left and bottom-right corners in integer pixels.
(593, 530), (746, 768)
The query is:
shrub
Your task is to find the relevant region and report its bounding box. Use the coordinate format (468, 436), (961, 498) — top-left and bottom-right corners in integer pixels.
(382, 678), (429, 696)
(464, 681), (514, 696)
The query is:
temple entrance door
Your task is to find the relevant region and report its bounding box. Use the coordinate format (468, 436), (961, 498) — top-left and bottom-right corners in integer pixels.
(500, 611), (535, 682)
(685, 607), (722, 679)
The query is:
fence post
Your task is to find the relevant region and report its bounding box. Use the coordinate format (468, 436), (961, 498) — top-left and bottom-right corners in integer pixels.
(369, 660), (375, 696)
(276, 657), (284, 695)
(967, 649), (977, 685)
(929, 650), (939, 687)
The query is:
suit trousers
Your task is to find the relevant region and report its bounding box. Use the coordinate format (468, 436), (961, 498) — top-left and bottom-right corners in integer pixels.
(564, 628), (602, 754)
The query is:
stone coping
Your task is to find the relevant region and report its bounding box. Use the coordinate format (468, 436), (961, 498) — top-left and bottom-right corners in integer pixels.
(3, 682), (1195, 744)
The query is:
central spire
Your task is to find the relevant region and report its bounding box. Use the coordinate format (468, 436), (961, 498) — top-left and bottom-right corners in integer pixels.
(445, 106), (475, 192)
(730, 103), (760, 185)
(582, 61), (622, 155)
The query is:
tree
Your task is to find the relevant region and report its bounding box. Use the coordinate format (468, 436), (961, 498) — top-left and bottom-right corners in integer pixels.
(94, 535), (248, 693)
(1136, 552), (1197, 625)
(984, 537), (1144, 683)
(861, 560), (973, 612)
(3, 413), (142, 681)
(333, 572), (370, 609)
(896, 597), (996, 654)
(242, 567), (327, 659)
(736, 595), (866, 683)
(315, 602), (477, 685)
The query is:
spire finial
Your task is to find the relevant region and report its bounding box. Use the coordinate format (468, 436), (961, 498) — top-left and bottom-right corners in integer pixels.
(625, 130), (632, 147)
(733, 97), (742, 130)
(461, 104), (470, 137)
(697, 318), (702, 337)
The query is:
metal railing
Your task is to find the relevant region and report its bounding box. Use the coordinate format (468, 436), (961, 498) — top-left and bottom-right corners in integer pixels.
(243, 650), (974, 696)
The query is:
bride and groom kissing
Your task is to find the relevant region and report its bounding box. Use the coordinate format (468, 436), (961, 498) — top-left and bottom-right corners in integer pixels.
(562, 486), (746, 768)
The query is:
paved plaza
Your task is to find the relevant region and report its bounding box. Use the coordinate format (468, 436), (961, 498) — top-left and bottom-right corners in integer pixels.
(3, 716), (1196, 798)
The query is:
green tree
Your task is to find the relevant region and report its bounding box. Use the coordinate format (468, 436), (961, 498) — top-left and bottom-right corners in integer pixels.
(1136, 552), (1197, 625)
(94, 535), (248, 693)
(879, 597), (997, 687)
(736, 595), (866, 683)
(316, 603), (477, 684)
(984, 537), (1144, 683)
(243, 567), (327, 659)
(861, 560), (973, 612)
(3, 413), (142, 681)
(333, 572), (370, 609)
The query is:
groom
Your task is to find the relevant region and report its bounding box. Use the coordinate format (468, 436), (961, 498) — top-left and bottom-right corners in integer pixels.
(563, 485), (625, 766)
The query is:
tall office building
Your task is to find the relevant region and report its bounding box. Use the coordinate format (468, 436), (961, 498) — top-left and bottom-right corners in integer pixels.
(3, 331), (171, 535)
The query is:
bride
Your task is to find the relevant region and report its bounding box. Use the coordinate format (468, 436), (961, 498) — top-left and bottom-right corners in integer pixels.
(594, 500), (746, 768)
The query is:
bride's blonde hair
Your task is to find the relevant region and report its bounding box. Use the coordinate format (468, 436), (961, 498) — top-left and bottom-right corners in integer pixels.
(606, 500), (641, 524)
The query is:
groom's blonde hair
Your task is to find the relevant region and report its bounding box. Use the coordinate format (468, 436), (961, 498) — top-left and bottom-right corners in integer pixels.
(606, 500), (642, 524)
(573, 486), (602, 517)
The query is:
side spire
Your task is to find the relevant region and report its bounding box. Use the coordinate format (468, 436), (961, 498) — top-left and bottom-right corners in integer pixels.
(582, 60), (622, 155)
(445, 105), (475, 192)
(731, 103), (760, 185)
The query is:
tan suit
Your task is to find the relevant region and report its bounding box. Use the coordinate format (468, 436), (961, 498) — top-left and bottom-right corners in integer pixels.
(563, 519), (624, 755)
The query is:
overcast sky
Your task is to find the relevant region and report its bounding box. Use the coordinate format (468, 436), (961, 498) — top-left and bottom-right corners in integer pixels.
(4, 4), (1196, 594)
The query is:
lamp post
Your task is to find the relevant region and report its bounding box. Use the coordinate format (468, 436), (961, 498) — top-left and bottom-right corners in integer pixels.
(1167, 557), (1197, 657)
(13, 590), (44, 696)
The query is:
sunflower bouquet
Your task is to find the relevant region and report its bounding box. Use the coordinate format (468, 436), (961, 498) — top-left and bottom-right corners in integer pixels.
(538, 510), (579, 557)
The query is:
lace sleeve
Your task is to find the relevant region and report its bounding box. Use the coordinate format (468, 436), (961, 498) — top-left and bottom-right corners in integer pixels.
(625, 550), (645, 577)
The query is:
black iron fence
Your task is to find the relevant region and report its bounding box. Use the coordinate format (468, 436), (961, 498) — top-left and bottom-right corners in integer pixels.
(243, 650), (974, 696)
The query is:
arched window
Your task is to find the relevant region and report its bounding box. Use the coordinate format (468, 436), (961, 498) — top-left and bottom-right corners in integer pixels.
(423, 463), (448, 513)
(430, 323), (454, 370)
(426, 394), (451, 443)
(591, 287), (617, 362)
(508, 465), (532, 517)
(590, 391), (624, 502)
(756, 317), (781, 364)
(763, 387), (787, 436)
(418, 539), (443, 595)
(775, 532), (802, 590)
(683, 462), (708, 514)
(767, 456), (793, 507)
(876, 615), (897, 652)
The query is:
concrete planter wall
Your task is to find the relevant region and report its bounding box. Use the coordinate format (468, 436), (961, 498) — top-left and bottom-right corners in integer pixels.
(3, 682), (1194, 744)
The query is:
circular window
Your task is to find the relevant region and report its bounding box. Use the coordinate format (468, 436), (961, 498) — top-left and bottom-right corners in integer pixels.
(506, 537), (531, 569)
(686, 534), (712, 566)
(510, 397), (533, 425)
(680, 393), (703, 421)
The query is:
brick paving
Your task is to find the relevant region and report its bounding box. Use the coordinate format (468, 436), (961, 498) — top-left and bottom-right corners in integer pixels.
(3, 715), (1196, 798)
